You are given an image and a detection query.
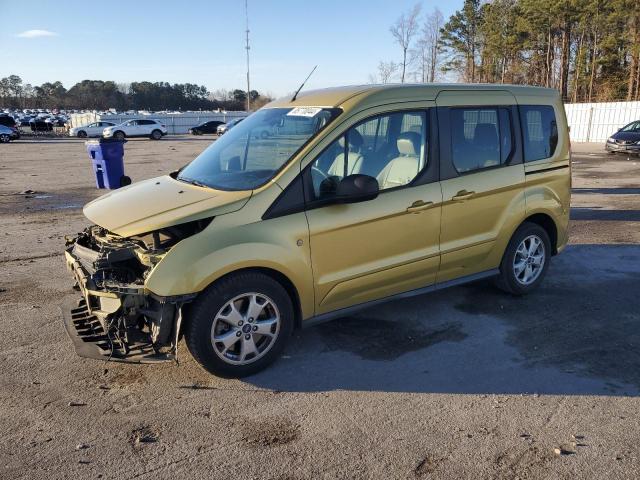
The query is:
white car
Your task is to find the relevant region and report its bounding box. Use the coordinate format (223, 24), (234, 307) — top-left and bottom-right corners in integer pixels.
(69, 121), (116, 138)
(103, 119), (168, 140)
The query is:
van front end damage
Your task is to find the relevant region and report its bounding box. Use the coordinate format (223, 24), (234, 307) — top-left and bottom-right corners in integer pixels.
(63, 225), (198, 363)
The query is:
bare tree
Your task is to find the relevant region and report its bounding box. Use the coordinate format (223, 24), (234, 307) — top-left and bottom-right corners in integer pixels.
(412, 8), (444, 83)
(210, 88), (231, 101)
(425, 8), (444, 82)
(389, 3), (422, 83)
(116, 82), (131, 95)
(377, 61), (400, 84)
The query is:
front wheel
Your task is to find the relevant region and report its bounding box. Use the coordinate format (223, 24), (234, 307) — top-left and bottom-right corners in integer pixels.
(113, 131), (125, 141)
(494, 222), (551, 295)
(77, 130), (87, 138)
(185, 272), (294, 377)
(0, 134), (10, 143)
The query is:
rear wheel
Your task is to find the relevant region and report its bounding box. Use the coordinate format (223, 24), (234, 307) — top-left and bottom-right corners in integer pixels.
(494, 222), (551, 295)
(150, 129), (162, 140)
(185, 271), (294, 377)
(113, 131), (125, 141)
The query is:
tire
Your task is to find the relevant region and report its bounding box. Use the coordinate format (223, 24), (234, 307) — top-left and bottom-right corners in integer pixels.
(494, 222), (551, 296)
(77, 130), (87, 138)
(185, 271), (294, 378)
(150, 129), (162, 140)
(113, 131), (125, 141)
(0, 134), (10, 143)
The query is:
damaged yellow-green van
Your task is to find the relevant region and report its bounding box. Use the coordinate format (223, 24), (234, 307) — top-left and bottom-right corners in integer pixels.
(64, 84), (570, 377)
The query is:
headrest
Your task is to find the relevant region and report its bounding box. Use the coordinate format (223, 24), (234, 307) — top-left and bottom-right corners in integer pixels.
(474, 123), (498, 142)
(338, 130), (363, 150)
(397, 131), (421, 156)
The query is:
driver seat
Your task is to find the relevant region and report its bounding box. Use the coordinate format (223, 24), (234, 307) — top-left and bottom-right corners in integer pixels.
(328, 131), (364, 177)
(376, 132), (421, 189)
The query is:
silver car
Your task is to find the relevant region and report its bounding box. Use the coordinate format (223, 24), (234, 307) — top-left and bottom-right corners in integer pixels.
(216, 118), (244, 135)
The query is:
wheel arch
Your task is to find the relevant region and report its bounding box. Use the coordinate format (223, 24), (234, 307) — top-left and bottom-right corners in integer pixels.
(522, 212), (559, 255)
(188, 266), (303, 330)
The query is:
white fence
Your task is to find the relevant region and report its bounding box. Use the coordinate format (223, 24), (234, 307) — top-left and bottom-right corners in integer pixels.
(565, 101), (640, 142)
(67, 102), (640, 141)
(69, 111), (249, 134)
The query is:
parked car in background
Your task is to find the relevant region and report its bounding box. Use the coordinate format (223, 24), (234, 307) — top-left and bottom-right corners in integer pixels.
(216, 118), (244, 135)
(0, 115), (16, 128)
(606, 120), (640, 155)
(69, 121), (116, 138)
(189, 120), (225, 135)
(47, 116), (68, 127)
(0, 124), (14, 143)
(29, 118), (54, 132)
(103, 119), (168, 140)
(0, 115), (20, 139)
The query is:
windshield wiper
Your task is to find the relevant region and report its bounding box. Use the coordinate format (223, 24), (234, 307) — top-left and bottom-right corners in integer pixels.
(178, 177), (210, 189)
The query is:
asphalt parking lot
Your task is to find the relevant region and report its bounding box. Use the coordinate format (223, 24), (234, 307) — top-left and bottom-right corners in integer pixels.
(0, 137), (639, 479)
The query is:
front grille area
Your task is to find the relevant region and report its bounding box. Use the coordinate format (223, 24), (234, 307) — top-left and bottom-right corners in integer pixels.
(70, 298), (126, 356)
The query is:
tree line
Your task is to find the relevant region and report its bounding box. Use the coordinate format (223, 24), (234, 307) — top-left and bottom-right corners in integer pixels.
(374, 0), (640, 102)
(0, 75), (272, 111)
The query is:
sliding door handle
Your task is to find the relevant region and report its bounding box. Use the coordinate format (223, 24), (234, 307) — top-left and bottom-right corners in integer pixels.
(406, 200), (434, 213)
(451, 190), (475, 201)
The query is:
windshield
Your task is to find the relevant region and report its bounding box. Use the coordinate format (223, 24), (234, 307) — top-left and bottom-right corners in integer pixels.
(178, 107), (340, 190)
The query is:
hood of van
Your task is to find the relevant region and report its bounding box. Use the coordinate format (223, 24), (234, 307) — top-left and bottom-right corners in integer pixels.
(83, 176), (251, 237)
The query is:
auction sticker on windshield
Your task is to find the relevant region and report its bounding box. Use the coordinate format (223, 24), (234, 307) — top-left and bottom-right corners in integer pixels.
(287, 107), (322, 117)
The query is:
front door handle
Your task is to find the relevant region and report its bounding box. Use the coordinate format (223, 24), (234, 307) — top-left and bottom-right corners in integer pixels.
(406, 200), (434, 213)
(451, 190), (475, 201)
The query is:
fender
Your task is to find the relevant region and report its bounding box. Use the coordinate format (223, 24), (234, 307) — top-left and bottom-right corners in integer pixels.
(144, 215), (315, 319)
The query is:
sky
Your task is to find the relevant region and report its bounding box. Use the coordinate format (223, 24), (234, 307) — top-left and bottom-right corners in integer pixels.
(0, 0), (462, 97)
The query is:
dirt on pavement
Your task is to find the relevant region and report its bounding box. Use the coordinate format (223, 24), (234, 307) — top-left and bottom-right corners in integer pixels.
(0, 137), (639, 479)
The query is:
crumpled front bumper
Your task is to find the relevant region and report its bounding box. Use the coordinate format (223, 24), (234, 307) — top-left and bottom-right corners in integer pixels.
(61, 297), (172, 363)
(63, 247), (193, 363)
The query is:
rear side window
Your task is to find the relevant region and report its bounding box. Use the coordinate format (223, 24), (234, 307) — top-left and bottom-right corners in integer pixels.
(520, 105), (558, 161)
(450, 108), (513, 173)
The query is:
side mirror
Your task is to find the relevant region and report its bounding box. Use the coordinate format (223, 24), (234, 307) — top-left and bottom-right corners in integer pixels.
(335, 174), (379, 204)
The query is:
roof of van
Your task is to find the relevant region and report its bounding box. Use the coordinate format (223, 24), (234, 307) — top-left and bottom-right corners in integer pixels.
(267, 83), (560, 109)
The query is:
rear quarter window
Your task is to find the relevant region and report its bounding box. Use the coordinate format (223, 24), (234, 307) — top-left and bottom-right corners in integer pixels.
(520, 105), (558, 162)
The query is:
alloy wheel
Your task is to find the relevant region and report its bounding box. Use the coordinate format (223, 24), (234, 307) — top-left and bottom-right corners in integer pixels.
(513, 234), (546, 285)
(210, 292), (281, 365)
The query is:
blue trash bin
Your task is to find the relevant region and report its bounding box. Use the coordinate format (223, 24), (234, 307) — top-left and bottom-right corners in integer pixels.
(85, 138), (127, 189)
